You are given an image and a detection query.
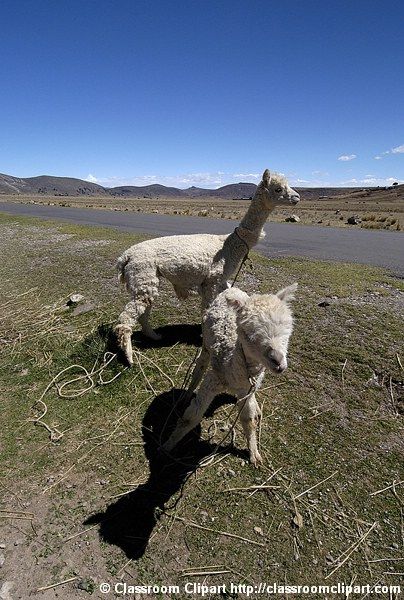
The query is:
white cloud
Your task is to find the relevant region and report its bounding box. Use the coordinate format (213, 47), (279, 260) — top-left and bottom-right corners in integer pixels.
(233, 173), (260, 180)
(341, 176), (401, 186)
(86, 173), (98, 183)
(338, 154), (357, 161)
(374, 145), (404, 158)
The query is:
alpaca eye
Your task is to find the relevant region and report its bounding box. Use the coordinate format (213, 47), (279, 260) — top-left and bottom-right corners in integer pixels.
(275, 188), (282, 193)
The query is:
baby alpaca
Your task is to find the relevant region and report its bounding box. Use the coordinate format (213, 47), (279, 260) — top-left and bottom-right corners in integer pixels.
(163, 283), (297, 466)
(114, 169), (299, 365)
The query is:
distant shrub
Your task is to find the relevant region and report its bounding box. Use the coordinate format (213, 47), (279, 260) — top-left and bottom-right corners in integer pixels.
(361, 221), (384, 230)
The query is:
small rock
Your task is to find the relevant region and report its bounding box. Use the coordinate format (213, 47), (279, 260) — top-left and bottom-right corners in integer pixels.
(67, 293), (84, 306)
(0, 553), (5, 568)
(254, 526), (264, 536)
(367, 373), (380, 387)
(325, 553), (335, 564)
(285, 214), (300, 223)
(0, 581), (14, 600)
(347, 215), (361, 225)
(77, 578), (94, 593)
(19, 368), (29, 376)
(227, 469), (236, 477)
(72, 302), (95, 316)
(391, 542), (399, 549)
(200, 510), (208, 522)
(0, 544), (5, 549)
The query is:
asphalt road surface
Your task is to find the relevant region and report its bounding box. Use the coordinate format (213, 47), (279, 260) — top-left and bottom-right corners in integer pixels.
(1, 201), (403, 276)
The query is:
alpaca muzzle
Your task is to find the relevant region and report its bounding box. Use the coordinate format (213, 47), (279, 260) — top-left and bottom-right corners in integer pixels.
(267, 349), (287, 373)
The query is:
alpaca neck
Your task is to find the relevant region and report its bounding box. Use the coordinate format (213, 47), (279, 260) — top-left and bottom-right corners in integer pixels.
(238, 188), (274, 244)
(220, 188), (274, 281)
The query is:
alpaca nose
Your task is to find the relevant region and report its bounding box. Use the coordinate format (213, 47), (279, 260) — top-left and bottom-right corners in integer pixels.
(291, 193), (300, 204)
(269, 350), (286, 372)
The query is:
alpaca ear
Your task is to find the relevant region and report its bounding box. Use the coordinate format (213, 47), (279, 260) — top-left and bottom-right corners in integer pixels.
(226, 289), (248, 312)
(276, 282), (298, 302)
(262, 169), (271, 187)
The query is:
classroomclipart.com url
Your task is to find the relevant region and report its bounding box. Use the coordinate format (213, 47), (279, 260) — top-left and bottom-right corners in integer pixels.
(99, 581), (401, 596)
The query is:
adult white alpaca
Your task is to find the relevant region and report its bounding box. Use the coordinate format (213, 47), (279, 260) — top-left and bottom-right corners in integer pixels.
(163, 284), (297, 466)
(115, 170), (299, 365)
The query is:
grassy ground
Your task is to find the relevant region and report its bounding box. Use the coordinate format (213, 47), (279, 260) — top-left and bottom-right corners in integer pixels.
(0, 212), (403, 599)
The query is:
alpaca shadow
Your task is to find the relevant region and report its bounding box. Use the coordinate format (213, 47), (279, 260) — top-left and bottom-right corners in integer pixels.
(84, 388), (244, 560)
(132, 323), (202, 350)
(102, 323), (202, 364)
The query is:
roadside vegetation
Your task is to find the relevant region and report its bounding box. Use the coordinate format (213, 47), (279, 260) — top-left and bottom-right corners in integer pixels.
(0, 213), (403, 598)
(0, 183), (403, 231)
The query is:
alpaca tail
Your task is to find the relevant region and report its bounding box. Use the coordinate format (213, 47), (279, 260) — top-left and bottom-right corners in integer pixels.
(116, 252), (131, 287)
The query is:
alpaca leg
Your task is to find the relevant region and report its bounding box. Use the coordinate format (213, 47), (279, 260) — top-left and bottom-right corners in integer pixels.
(115, 291), (160, 364)
(185, 345), (210, 400)
(115, 298), (148, 365)
(138, 304), (162, 342)
(237, 391), (262, 467)
(163, 370), (223, 452)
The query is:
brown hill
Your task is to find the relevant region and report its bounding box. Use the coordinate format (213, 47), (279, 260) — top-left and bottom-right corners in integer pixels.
(0, 173), (34, 194)
(184, 182), (257, 199)
(110, 184), (188, 198)
(0, 173), (107, 196)
(23, 175), (108, 196)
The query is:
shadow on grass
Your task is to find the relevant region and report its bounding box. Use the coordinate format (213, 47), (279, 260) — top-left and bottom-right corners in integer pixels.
(76, 322), (202, 366)
(132, 323), (202, 350)
(84, 387), (244, 560)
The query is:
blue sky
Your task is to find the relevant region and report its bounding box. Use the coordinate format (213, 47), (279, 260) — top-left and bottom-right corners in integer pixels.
(1, 0), (403, 188)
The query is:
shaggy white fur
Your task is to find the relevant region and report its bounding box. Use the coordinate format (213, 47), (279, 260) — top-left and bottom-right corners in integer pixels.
(163, 283), (297, 466)
(115, 169), (299, 365)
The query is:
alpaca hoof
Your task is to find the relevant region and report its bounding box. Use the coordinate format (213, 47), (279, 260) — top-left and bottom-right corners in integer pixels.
(250, 451), (263, 468)
(115, 324), (133, 366)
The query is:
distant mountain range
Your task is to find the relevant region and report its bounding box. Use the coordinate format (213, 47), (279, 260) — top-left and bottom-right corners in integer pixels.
(0, 171), (367, 200)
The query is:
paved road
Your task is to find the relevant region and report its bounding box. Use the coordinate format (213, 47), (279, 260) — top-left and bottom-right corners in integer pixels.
(1, 201), (403, 276)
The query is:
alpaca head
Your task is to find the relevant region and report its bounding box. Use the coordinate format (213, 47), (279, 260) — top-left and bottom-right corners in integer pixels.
(257, 169), (300, 209)
(227, 283), (297, 374)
